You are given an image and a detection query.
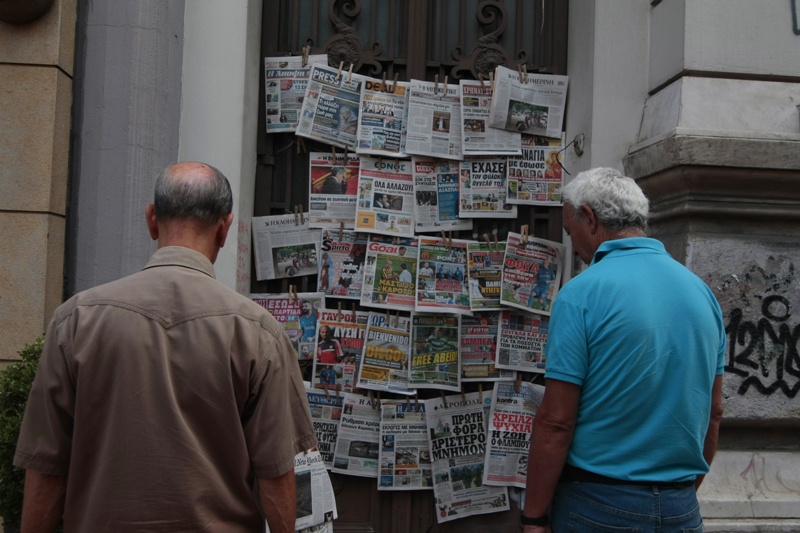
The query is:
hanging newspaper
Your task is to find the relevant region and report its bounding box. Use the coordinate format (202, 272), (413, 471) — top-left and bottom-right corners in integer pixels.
(319, 229), (368, 299)
(289, 449), (338, 532)
(488, 65), (569, 139)
(311, 309), (369, 393)
(306, 386), (344, 469)
(460, 313), (514, 383)
(355, 156), (415, 237)
(356, 78), (410, 158)
(357, 312), (414, 395)
(496, 309), (550, 373)
(426, 391), (509, 523)
(252, 214), (322, 281)
(331, 392), (381, 478)
(466, 241), (506, 311)
(415, 237), (471, 315)
(405, 79), (463, 160)
(264, 53), (328, 134)
(412, 157), (473, 233)
(457, 157), (517, 219)
(482, 381), (545, 488)
(506, 134), (565, 205)
(500, 232), (565, 315)
(296, 63), (367, 150)
(296, 521), (332, 533)
(378, 399), (433, 491)
(409, 313), (461, 391)
(360, 235), (418, 311)
(459, 79), (522, 156)
(309, 151), (361, 229)
(250, 292), (324, 361)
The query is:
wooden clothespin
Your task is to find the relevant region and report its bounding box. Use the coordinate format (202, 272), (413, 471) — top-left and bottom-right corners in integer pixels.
(385, 309), (391, 325)
(478, 73), (484, 86)
(351, 302), (357, 313)
(381, 72), (387, 92)
(294, 205), (300, 225)
(393, 310), (399, 328)
(440, 390), (448, 409)
(301, 44), (310, 67)
(448, 231), (453, 250)
(289, 284), (297, 303)
(343, 146), (349, 161)
(406, 395), (411, 410)
(300, 209), (305, 225)
(490, 71), (495, 92)
(323, 384), (329, 400)
(440, 230), (448, 248)
(335, 384), (340, 400)
(296, 136), (307, 154)
(493, 232), (499, 249)
(347, 63), (354, 82)
(434, 74), (439, 95)
(522, 64), (529, 83)
(478, 383), (483, 403)
(443, 75), (448, 90)
(520, 224), (529, 245)
(337, 60), (344, 80)
(414, 392), (419, 412)
(337, 301), (342, 320)
(460, 387), (466, 405)
(390, 72), (399, 92)
(339, 221), (344, 240)
(483, 232), (493, 253)
(515, 372), (522, 393)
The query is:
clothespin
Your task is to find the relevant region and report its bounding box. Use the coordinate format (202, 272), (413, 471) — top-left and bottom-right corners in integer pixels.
(301, 45), (310, 67)
(337, 60), (344, 80)
(331, 145), (337, 161)
(414, 392), (419, 412)
(385, 309), (391, 324)
(294, 205), (299, 225)
(324, 384), (329, 399)
(440, 390), (448, 409)
(347, 63), (354, 82)
(351, 302), (357, 313)
(443, 75), (448, 90)
(483, 232), (493, 252)
(520, 224), (529, 245)
(335, 384), (340, 400)
(490, 71), (495, 91)
(448, 231), (453, 250)
(515, 373), (522, 393)
(478, 383), (484, 403)
(289, 284), (297, 303)
(434, 74), (439, 95)
(517, 64), (525, 83)
(522, 64), (529, 83)
(478, 73), (485, 87)
(337, 301), (342, 320)
(390, 72), (399, 92)
(381, 72), (387, 92)
(339, 221), (344, 240)
(440, 230), (448, 248)
(406, 395), (411, 410)
(493, 232), (499, 249)
(393, 310), (399, 328)
(369, 390), (376, 409)
(343, 145), (349, 161)
(460, 387), (466, 405)
(300, 209), (305, 225)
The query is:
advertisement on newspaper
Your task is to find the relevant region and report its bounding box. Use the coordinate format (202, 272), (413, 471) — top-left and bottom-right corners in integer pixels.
(378, 399), (433, 490)
(466, 241), (506, 311)
(457, 157), (518, 219)
(496, 309), (550, 373)
(460, 313), (514, 383)
(356, 311), (414, 395)
(250, 292), (324, 361)
(409, 313), (461, 391)
(355, 156), (415, 237)
(264, 53), (327, 133)
(356, 78), (410, 158)
(500, 232), (565, 315)
(412, 157), (473, 233)
(415, 237), (472, 314)
(506, 134), (565, 205)
(331, 392), (381, 478)
(252, 213), (322, 281)
(311, 309), (369, 393)
(308, 151), (361, 229)
(306, 387), (344, 469)
(291, 449), (338, 531)
(405, 79), (463, 160)
(459, 79), (522, 156)
(318, 229), (368, 299)
(360, 235), (418, 311)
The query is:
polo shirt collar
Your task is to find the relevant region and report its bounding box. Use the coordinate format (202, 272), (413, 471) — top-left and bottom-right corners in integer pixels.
(142, 246), (217, 279)
(591, 237), (665, 265)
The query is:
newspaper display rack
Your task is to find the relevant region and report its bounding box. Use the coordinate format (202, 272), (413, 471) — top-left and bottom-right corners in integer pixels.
(308, 151), (361, 229)
(412, 157), (473, 233)
(252, 213), (322, 281)
(264, 53), (327, 133)
(496, 309), (550, 374)
(459, 79), (522, 156)
(409, 313), (461, 391)
(311, 309), (369, 393)
(459, 313), (514, 383)
(360, 235), (419, 311)
(331, 392), (381, 478)
(457, 156), (518, 219)
(355, 156), (415, 237)
(357, 312), (414, 395)
(415, 236), (472, 315)
(378, 399), (433, 490)
(499, 232), (565, 315)
(506, 134), (566, 205)
(356, 78), (410, 158)
(306, 386), (345, 469)
(250, 292), (324, 361)
(405, 79), (463, 160)
(318, 229), (368, 299)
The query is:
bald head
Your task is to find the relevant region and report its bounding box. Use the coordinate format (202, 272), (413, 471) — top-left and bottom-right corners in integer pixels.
(154, 162), (233, 224)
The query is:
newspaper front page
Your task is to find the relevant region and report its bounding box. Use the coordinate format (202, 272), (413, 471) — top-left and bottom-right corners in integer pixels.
(482, 381), (545, 488)
(488, 65), (569, 139)
(415, 237), (472, 315)
(311, 309), (369, 393)
(460, 313), (514, 383)
(459, 79), (522, 156)
(378, 399), (433, 490)
(356, 78), (410, 158)
(357, 311), (413, 395)
(496, 309), (550, 373)
(252, 214), (322, 281)
(355, 156), (415, 237)
(466, 241), (506, 311)
(409, 313), (461, 391)
(250, 292), (325, 361)
(506, 134), (565, 205)
(290, 449), (338, 532)
(500, 232), (565, 315)
(360, 235), (418, 311)
(405, 80), (463, 160)
(319, 230), (368, 299)
(306, 386), (344, 469)
(457, 157), (518, 219)
(412, 157), (473, 233)
(309, 151), (361, 229)
(426, 391), (510, 523)
(331, 392), (381, 478)
(264, 54), (327, 134)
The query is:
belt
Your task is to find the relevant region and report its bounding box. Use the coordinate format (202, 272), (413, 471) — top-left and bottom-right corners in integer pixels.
(560, 464), (695, 489)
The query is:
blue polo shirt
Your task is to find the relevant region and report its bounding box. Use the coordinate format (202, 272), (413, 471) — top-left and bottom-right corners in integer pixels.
(545, 238), (726, 482)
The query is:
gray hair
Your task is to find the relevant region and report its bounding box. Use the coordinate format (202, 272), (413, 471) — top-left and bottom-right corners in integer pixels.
(561, 167), (649, 232)
(154, 163), (233, 224)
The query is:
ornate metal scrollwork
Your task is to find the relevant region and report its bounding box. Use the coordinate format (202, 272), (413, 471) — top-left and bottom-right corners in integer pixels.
(450, 0), (520, 80)
(324, 0), (384, 75)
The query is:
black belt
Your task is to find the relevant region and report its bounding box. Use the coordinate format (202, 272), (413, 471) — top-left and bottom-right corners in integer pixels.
(560, 464), (695, 489)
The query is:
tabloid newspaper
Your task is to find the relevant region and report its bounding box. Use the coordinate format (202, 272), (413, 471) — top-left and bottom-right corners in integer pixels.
(296, 63), (367, 150)
(250, 292), (324, 361)
(488, 65), (569, 139)
(405, 79), (463, 160)
(311, 309), (369, 393)
(411, 157), (473, 233)
(378, 399), (433, 490)
(252, 213), (322, 281)
(308, 151), (361, 229)
(466, 241), (507, 311)
(482, 381), (545, 488)
(354, 156), (415, 237)
(459, 79), (522, 156)
(457, 157), (518, 219)
(460, 313), (514, 383)
(331, 392), (381, 478)
(264, 53), (327, 134)
(356, 78), (410, 158)
(305, 386), (344, 469)
(500, 232), (565, 315)
(360, 235), (418, 311)
(318, 230), (368, 299)
(496, 309), (550, 373)
(415, 237), (472, 315)
(506, 134), (565, 205)
(356, 312), (414, 395)
(409, 313), (461, 391)
(288, 449), (338, 532)
(425, 391), (510, 523)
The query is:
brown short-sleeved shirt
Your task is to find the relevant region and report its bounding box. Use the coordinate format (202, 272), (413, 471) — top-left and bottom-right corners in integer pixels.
(15, 246), (317, 532)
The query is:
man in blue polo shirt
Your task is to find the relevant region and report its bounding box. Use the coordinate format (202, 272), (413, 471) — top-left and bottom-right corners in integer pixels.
(521, 167), (725, 532)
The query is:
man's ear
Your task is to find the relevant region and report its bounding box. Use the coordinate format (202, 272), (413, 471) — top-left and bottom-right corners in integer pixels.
(581, 205), (599, 234)
(145, 204), (159, 240)
(216, 213), (235, 248)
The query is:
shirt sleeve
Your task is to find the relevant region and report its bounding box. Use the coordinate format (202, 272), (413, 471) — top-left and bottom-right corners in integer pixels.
(543, 297), (589, 387)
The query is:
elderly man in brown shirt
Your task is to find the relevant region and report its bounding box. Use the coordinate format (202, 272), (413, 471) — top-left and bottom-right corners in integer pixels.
(14, 162), (316, 532)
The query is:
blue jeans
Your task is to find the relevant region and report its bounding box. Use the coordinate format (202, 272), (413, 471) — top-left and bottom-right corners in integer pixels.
(551, 481), (703, 532)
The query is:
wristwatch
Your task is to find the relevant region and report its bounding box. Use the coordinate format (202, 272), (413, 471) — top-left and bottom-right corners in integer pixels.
(520, 511), (550, 527)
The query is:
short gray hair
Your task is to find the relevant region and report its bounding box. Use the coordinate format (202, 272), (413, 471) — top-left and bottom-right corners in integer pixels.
(154, 163), (233, 224)
(561, 167), (649, 232)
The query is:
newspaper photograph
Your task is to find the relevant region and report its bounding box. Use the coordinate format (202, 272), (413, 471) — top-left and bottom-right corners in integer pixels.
(496, 309), (550, 373)
(506, 134), (565, 205)
(500, 232), (565, 315)
(290, 449), (338, 532)
(360, 235), (418, 311)
(331, 392), (381, 478)
(250, 292), (324, 361)
(306, 386), (344, 469)
(412, 157), (473, 233)
(357, 312), (414, 395)
(355, 156), (415, 237)
(415, 237), (472, 315)
(459, 79), (522, 156)
(309, 151), (361, 229)
(296, 63), (367, 150)
(405, 79), (463, 160)
(252, 214), (322, 281)
(356, 78), (410, 158)
(488, 65), (569, 139)
(318, 229), (368, 299)
(409, 313), (461, 391)
(457, 157), (518, 219)
(460, 313), (514, 383)
(466, 241), (506, 311)
(311, 309), (369, 393)
(425, 391), (510, 523)
(264, 53), (327, 134)
(378, 399), (433, 491)
(482, 381), (545, 488)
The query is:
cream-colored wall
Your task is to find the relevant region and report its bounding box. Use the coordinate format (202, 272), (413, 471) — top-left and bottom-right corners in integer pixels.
(0, 0), (75, 361)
